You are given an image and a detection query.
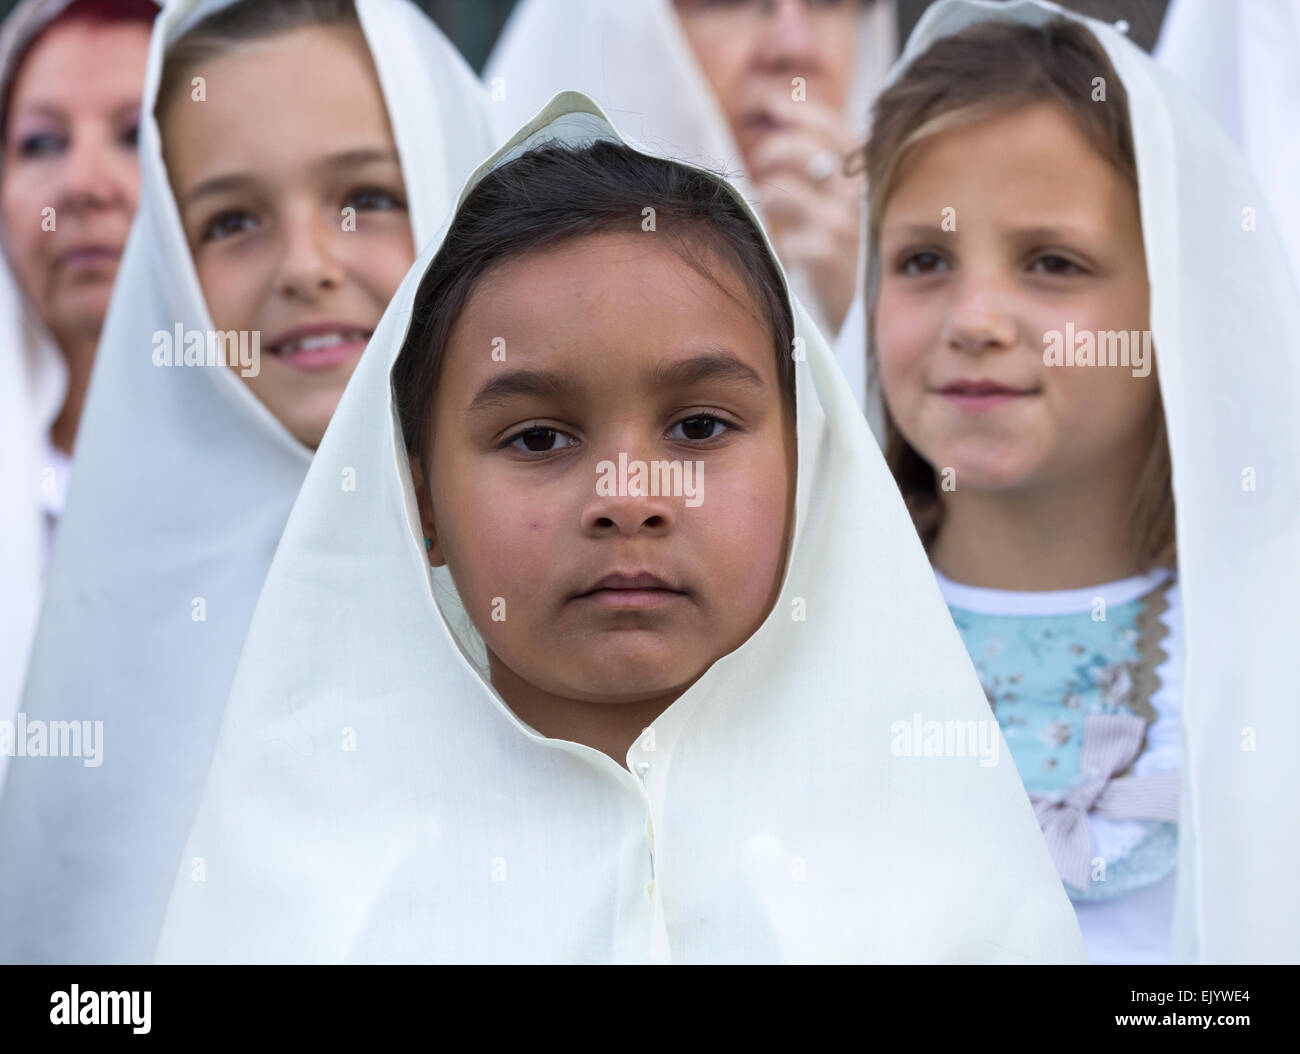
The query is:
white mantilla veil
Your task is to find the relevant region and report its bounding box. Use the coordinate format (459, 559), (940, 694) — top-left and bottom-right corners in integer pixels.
(1155, 0), (1300, 286)
(0, 0), (495, 963)
(868, 0), (1300, 963)
(155, 90), (1086, 964)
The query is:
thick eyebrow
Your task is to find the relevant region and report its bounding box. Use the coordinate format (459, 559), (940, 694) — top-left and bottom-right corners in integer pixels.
(1005, 224), (1100, 246)
(881, 221), (1098, 244)
(179, 147), (401, 208)
(879, 222), (950, 242)
(466, 367), (585, 414)
(10, 98), (141, 125)
(647, 350), (766, 392)
(465, 350), (765, 415)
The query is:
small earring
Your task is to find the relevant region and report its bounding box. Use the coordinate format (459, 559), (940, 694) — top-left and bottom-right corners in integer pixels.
(425, 537), (433, 551)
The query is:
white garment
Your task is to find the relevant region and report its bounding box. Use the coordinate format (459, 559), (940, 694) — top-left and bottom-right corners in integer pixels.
(154, 93), (1086, 965)
(0, 0), (496, 964)
(887, 1), (1300, 963)
(37, 438), (72, 568)
(0, 0), (80, 794)
(934, 568), (1182, 965)
(1155, 0), (1300, 289)
(483, 0), (894, 406)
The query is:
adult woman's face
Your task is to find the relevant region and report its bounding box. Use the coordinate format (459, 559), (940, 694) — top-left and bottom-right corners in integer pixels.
(672, 0), (863, 333)
(672, 0), (859, 166)
(1, 18), (150, 346)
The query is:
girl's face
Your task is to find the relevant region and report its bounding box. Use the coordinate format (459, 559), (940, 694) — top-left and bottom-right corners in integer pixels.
(418, 231), (796, 706)
(162, 25), (414, 449)
(875, 102), (1159, 494)
(1, 20), (150, 345)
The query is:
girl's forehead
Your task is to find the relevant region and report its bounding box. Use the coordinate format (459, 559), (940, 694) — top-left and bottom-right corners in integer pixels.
(883, 104), (1135, 226)
(439, 232), (778, 392)
(161, 39), (397, 188)
(161, 25), (386, 143)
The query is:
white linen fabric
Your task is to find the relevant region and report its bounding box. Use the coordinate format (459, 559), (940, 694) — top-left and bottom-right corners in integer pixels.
(154, 91), (1087, 965)
(0, 0), (82, 792)
(1155, 0), (1300, 287)
(877, 0), (1300, 963)
(484, 0), (895, 402)
(0, 0), (495, 964)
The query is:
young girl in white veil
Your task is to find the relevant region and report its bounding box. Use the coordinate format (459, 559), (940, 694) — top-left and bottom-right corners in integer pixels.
(0, 0), (494, 964)
(864, 0), (1300, 963)
(154, 92), (1086, 965)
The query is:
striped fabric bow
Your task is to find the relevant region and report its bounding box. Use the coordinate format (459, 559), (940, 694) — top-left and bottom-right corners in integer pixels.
(1028, 712), (1179, 890)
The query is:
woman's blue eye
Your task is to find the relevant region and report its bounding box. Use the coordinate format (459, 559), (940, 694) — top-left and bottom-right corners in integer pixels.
(901, 251), (947, 276)
(346, 186), (404, 211)
(18, 132), (65, 158)
(202, 210), (258, 242)
(118, 123), (139, 149)
(1031, 253), (1084, 276)
(668, 414), (731, 441)
(507, 427), (578, 455)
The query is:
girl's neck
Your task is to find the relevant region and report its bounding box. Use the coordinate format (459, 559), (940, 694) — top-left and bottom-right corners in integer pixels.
(49, 330), (99, 457)
(487, 653), (684, 771)
(929, 470), (1143, 592)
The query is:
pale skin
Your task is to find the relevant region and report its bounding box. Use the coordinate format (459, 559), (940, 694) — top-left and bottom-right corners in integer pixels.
(874, 102), (1161, 591)
(414, 231), (796, 768)
(161, 24), (414, 449)
(673, 0), (862, 333)
(1, 20), (151, 455)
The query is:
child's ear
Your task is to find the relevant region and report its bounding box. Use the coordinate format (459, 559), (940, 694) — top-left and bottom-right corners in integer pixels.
(410, 454), (447, 568)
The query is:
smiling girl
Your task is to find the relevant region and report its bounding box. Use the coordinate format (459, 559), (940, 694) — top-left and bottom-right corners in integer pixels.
(156, 0), (417, 448)
(865, 0), (1300, 963)
(0, 0), (494, 963)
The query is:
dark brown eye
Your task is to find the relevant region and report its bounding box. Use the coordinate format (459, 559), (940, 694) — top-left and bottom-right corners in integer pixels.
(1031, 254), (1084, 276)
(505, 427), (578, 455)
(669, 415), (730, 441)
(901, 251), (947, 276)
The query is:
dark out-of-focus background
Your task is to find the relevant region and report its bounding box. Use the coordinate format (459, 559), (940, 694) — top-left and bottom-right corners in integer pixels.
(0, 0), (1174, 69)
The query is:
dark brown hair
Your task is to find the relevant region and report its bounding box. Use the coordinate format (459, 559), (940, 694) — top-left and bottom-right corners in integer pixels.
(863, 18), (1175, 571)
(393, 138), (796, 460)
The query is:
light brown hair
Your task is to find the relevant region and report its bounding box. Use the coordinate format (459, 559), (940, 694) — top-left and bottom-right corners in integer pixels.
(863, 18), (1175, 570)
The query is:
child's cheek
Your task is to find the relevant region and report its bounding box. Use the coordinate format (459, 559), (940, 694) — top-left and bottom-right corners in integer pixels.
(453, 474), (559, 615)
(336, 225), (416, 308)
(874, 287), (933, 429)
(695, 445), (791, 626)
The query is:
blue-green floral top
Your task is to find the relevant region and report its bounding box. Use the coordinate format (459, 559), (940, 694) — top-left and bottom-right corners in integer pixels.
(936, 569), (1181, 904)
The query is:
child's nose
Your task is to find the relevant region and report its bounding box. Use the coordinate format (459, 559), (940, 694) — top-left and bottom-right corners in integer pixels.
(944, 276), (1017, 355)
(275, 211), (345, 301)
(581, 453), (680, 538)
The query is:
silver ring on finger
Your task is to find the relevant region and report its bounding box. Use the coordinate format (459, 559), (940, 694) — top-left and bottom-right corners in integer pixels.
(806, 149), (838, 183)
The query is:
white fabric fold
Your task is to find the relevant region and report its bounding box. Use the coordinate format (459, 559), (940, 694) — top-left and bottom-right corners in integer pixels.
(154, 90), (1087, 965)
(1155, 0), (1300, 288)
(0, 0), (496, 964)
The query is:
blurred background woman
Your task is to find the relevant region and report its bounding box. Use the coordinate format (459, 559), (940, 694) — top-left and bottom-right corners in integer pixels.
(0, 0), (157, 785)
